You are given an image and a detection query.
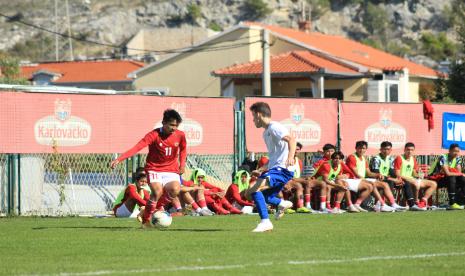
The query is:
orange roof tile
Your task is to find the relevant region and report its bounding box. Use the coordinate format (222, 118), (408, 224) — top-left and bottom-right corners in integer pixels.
(214, 50), (360, 76)
(20, 60), (144, 83)
(244, 22), (439, 78)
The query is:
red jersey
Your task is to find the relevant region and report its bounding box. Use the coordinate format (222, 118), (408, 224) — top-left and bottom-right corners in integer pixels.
(113, 184), (150, 213)
(313, 157), (330, 169)
(315, 162), (355, 179)
(345, 154), (369, 177)
(183, 179), (222, 191)
(117, 128), (187, 173)
(226, 184), (254, 206)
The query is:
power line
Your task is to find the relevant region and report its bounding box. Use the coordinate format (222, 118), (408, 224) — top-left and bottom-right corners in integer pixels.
(0, 12), (262, 55)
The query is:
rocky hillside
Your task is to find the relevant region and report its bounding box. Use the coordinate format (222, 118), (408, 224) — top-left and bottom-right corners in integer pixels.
(0, 0), (461, 68)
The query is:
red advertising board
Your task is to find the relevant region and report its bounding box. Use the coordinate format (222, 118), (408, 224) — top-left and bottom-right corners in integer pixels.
(340, 102), (465, 155)
(0, 92), (234, 154)
(244, 97), (338, 152)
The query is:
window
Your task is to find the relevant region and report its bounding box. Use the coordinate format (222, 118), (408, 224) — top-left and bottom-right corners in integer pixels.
(296, 89), (313, 98)
(324, 89), (343, 100)
(385, 82), (398, 102)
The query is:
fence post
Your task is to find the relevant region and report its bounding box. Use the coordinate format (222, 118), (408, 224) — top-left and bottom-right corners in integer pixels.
(337, 100), (341, 150)
(234, 100), (246, 171)
(7, 154), (20, 215)
(6, 154), (11, 215)
(17, 154), (21, 215)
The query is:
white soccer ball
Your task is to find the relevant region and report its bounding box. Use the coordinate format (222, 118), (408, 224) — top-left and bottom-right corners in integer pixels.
(151, 211), (172, 228)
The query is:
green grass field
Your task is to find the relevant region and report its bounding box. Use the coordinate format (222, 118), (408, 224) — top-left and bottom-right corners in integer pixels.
(2, 212), (465, 275)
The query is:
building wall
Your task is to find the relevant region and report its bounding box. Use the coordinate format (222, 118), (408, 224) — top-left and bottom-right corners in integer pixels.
(126, 30), (145, 56)
(134, 28), (259, 97)
(55, 81), (133, 91)
(325, 78), (367, 101)
(408, 77), (422, 103)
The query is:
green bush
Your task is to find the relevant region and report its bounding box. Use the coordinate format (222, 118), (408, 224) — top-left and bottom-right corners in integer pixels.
(0, 53), (28, 84)
(361, 38), (383, 50)
(363, 2), (390, 36)
(447, 60), (465, 103)
(208, 21), (222, 32)
(187, 3), (202, 23)
(421, 32), (457, 61)
(243, 0), (272, 19)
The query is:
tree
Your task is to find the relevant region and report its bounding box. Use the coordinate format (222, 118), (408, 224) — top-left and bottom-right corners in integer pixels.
(243, 0), (272, 20)
(0, 53), (28, 85)
(186, 3), (202, 24)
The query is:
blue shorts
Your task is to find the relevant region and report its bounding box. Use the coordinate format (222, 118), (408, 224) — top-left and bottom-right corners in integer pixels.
(259, 167), (294, 189)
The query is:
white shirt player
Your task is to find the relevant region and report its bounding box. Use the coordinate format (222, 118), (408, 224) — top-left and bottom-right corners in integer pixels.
(263, 121), (292, 170)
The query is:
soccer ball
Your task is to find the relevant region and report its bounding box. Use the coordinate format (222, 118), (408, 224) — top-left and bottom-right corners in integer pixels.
(151, 211), (172, 228)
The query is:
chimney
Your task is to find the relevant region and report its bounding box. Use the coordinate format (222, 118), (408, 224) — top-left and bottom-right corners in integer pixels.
(298, 20), (311, 33)
(297, 0), (312, 33)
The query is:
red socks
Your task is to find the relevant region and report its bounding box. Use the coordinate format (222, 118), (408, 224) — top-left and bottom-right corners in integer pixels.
(198, 199), (207, 208)
(142, 199), (156, 223)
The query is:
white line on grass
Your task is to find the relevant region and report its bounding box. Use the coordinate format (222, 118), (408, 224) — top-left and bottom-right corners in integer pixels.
(20, 252), (465, 276)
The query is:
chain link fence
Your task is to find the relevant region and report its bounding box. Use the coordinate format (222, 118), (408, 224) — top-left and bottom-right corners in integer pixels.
(139, 154), (235, 190)
(17, 153), (127, 216)
(0, 153), (234, 216)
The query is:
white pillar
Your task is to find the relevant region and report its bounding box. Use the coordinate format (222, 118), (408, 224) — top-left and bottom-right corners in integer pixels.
(402, 68), (410, 102)
(319, 75), (325, 98)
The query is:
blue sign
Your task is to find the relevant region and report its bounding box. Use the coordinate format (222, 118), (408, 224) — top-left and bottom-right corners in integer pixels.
(442, 112), (465, 149)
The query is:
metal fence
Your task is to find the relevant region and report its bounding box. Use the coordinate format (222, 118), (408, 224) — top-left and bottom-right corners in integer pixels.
(0, 153), (234, 216)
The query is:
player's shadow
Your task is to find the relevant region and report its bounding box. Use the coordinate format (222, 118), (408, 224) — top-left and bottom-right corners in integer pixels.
(32, 226), (136, 231)
(165, 228), (228, 232)
(31, 226), (228, 232)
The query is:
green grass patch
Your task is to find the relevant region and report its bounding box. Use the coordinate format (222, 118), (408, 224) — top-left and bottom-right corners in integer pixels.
(1, 212), (465, 275)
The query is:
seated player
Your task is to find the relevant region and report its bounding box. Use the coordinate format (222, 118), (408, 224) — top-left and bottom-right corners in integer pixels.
(369, 141), (409, 211)
(178, 178), (214, 216)
(314, 151), (360, 213)
(311, 143), (336, 211)
(346, 140), (398, 212)
(113, 171), (150, 218)
(273, 142), (308, 213)
(225, 170), (254, 212)
(189, 168), (242, 215)
(394, 142), (437, 211)
(428, 143), (465, 210)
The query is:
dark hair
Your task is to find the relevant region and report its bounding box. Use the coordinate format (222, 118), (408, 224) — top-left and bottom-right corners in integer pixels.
(162, 109), (182, 124)
(134, 172), (147, 182)
(449, 143), (460, 150)
(296, 142), (303, 150)
(355, 140), (368, 149)
(132, 167), (146, 180)
(322, 143), (336, 151)
(380, 141), (392, 148)
(405, 142), (415, 149)
(249, 102), (271, 117)
(331, 151), (344, 160)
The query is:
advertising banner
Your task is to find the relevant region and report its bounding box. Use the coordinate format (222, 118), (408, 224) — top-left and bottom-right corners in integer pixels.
(244, 97), (338, 152)
(0, 92), (234, 154)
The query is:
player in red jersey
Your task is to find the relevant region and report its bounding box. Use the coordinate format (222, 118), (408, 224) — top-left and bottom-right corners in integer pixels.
(113, 171), (150, 218)
(110, 109), (187, 227)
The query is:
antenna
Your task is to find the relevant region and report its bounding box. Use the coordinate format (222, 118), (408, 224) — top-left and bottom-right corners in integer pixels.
(65, 0), (74, 61)
(54, 0), (59, 61)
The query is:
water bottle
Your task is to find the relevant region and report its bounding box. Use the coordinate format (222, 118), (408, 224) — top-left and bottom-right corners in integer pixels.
(418, 170), (424, 180)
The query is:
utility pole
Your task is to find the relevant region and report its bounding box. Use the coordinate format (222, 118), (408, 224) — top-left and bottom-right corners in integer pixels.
(65, 0), (74, 61)
(262, 28), (271, 96)
(54, 0), (59, 61)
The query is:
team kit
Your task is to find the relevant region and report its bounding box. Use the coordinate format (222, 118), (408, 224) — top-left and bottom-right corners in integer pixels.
(111, 102), (465, 232)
